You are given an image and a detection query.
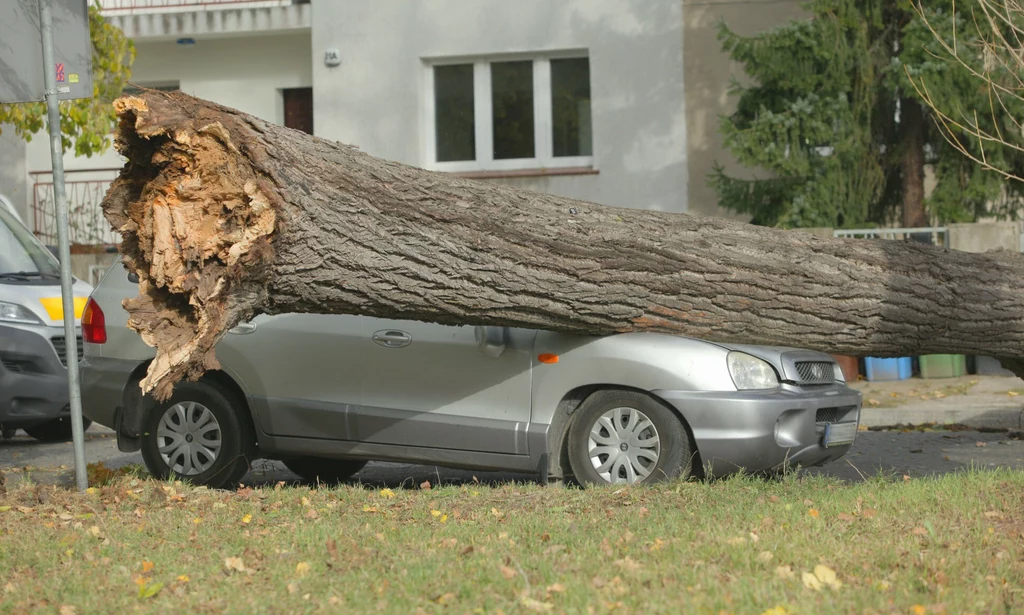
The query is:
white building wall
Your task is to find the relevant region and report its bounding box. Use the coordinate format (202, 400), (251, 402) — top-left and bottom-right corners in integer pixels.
(311, 0), (688, 213)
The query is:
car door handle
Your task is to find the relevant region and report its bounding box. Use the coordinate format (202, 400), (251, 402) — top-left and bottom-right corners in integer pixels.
(228, 322), (258, 335)
(372, 330), (412, 348)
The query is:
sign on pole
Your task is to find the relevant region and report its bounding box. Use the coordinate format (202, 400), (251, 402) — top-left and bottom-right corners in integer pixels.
(0, 0), (95, 492)
(0, 0), (94, 103)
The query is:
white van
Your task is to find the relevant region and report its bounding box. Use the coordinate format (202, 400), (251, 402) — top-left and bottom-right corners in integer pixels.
(0, 196), (93, 441)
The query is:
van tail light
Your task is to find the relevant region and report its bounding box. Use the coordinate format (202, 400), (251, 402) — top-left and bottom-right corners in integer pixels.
(82, 297), (106, 344)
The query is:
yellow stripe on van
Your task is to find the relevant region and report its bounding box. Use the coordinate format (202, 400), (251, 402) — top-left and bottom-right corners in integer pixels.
(39, 297), (87, 321)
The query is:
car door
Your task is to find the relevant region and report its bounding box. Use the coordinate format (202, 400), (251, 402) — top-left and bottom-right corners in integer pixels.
(356, 318), (535, 454)
(218, 313), (374, 440)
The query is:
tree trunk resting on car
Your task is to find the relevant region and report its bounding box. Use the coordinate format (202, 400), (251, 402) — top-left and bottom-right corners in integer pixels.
(101, 90), (1024, 401)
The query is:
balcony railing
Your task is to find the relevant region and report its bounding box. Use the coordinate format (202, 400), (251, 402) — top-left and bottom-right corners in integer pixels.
(31, 169), (121, 249)
(97, 0), (301, 14)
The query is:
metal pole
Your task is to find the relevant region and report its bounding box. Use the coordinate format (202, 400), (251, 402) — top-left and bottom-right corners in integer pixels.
(38, 0), (88, 492)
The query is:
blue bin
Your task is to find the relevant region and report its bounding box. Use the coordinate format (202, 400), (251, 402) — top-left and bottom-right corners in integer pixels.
(864, 357), (912, 381)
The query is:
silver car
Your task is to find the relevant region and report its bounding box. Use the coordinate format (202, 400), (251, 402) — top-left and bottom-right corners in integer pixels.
(80, 258), (861, 489)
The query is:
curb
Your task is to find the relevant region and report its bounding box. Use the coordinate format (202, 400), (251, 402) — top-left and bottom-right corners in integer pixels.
(859, 404), (1024, 430)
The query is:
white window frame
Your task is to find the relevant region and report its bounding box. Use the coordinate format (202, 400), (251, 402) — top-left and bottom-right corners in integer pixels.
(423, 52), (594, 173)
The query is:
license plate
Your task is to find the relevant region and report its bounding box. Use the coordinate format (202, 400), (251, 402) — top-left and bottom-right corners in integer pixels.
(823, 422), (858, 448)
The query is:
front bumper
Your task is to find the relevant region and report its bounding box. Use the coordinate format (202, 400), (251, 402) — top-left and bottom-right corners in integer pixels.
(0, 323), (77, 428)
(656, 383), (862, 477)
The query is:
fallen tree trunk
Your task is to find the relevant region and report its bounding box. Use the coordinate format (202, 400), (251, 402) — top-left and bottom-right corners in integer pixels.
(102, 90), (1024, 400)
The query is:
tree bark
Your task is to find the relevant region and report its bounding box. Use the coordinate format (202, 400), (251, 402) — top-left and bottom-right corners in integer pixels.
(102, 90), (1024, 400)
(901, 98), (929, 228)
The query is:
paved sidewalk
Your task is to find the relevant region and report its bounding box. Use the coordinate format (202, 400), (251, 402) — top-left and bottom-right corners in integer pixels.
(850, 374), (1024, 430)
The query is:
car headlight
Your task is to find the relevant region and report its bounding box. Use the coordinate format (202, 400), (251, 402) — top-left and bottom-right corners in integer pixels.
(727, 351), (779, 390)
(0, 301), (43, 325)
(833, 362), (846, 383)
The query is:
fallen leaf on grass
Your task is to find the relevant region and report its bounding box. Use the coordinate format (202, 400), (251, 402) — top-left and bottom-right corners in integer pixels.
(499, 565), (517, 580)
(460, 545), (475, 557)
(802, 565), (842, 591)
(757, 551), (774, 563)
(177, 575), (189, 583)
(59, 606), (77, 615)
(223, 557), (247, 574)
(762, 607), (789, 615)
(1008, 391), (1020, 397)
(984, 511), (1005, 519)
(326, 538), (338, 560)
(420, 480), (431, 490)
(775, 566), (795, 580)
(520, 596), (554, 612)
(137, 580), (163, 599)
(808, 509), (820, 518)
(867, 399), (880, 407)
(912, 527), (928, 536)
(0, 506), (10, 513)
(286, 582), (298, 595)
(295, 562), (310, 577)
(546, 583), (566, 594)
(976, 442), (987, 448)
(837, 513), (855, 521)
(910, 605), (927, 615)
(379, 488), (395, 499)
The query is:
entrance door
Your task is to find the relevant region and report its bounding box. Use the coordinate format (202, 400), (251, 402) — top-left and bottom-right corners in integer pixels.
(283, 87), (313, 135)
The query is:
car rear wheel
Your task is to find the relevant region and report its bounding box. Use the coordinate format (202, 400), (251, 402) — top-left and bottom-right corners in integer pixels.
(24, 417), (93, 442)
(140, 381), (253, 489)
(282, 456), (368, 485)
(567, 390), (691, 486)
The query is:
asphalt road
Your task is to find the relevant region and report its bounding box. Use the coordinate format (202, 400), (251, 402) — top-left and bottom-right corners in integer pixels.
(1, 426), (1022, 490)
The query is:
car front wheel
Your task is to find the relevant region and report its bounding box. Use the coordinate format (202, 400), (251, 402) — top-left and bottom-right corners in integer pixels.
(567, 390), (691, 486)
(140, 381), (253, 489)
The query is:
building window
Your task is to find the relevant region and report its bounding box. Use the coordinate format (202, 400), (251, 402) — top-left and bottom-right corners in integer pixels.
(426, 54), (593, 172)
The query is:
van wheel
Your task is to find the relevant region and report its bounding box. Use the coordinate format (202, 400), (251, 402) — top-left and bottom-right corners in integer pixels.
(140, 381), (253, 489)
(282, 457), (368, 485)
(24, 417), (92, 442)
(567, 390), (691, 486)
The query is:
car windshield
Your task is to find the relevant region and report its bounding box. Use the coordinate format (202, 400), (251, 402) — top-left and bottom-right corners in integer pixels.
(0, 205), (60, 278)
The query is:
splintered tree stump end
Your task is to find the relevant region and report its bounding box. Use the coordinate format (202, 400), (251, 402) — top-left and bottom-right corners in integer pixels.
(103, 89), (1024, 400)
(104, 93), (277, 400)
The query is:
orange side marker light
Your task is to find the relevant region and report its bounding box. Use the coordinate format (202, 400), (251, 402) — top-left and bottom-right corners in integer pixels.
(538, 353), (559, 364)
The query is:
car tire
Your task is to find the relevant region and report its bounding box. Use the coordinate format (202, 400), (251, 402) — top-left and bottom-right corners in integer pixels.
(567, 390), (691, 486)
(140, 381), (253, 489)
(24, 417), (92, 442)
(282, 457), (368, 485)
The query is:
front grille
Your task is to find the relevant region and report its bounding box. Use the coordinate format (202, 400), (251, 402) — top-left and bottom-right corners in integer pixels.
(795, 361), (835, 384)
(816, 406), (858, 424)
(50, 336), (84, 367)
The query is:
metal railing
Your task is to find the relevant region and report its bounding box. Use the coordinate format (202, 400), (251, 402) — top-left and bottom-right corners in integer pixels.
(31, 169), (121, 248)
(833, 227), (950, 248)
(97, 0), (300, 13)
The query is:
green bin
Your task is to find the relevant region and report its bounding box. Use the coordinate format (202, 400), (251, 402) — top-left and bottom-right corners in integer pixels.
(918, 354), (966, 379)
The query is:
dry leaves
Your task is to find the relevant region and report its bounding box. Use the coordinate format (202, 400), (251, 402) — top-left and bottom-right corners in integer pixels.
(499, 565), (517, 580)
(802, 565), (842, 591)
(223, 556), (248, 574)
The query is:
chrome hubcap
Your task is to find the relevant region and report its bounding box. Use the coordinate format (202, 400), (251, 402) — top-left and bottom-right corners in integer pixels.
(588, 406), (661, 484)
(157, 402), (222, 476)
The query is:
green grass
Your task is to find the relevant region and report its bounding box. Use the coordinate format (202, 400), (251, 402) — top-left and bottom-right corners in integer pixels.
(1, 470), (1022, 614)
